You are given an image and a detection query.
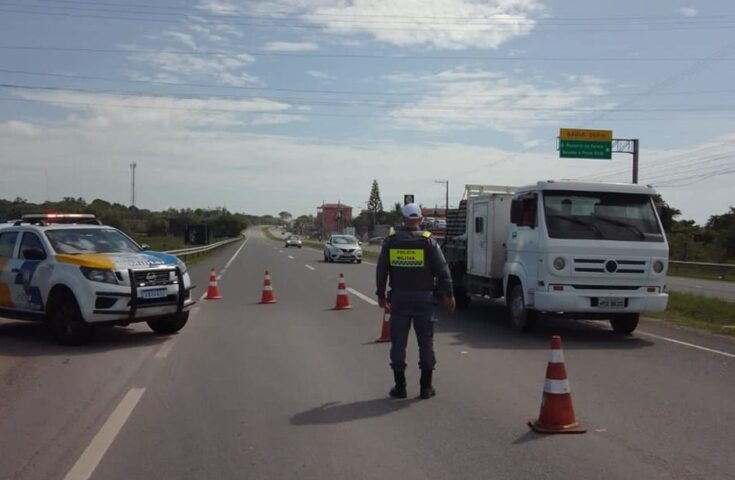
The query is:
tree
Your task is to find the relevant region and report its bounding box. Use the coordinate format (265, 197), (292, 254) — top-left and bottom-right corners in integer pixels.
(706, 207), (735, 260)
(366, 179), (384, 233)
(278, 211), (293, 224)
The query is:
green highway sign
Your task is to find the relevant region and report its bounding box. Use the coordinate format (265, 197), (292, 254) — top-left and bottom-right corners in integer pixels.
(559, 139), (612, 160)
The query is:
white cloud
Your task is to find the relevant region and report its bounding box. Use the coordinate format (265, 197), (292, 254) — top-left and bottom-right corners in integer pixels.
(0, 120), (43, 137)
(386, 67), (612, 139)
(306, 70), (337, 80)
(162, 31), (198, 50)
(129, 51), (258, 86)
(675, 7), (699, 17)
(9, 89), (299, 130)
(195, 0), (240, 15)
(263, 41), (320, 52)
(301, 0), (544, 50)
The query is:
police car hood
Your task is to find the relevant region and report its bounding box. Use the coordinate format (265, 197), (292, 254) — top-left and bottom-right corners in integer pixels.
(56, 251), (180, 270)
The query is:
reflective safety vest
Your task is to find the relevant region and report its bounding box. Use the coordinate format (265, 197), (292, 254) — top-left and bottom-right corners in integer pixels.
(386, 230), (435, 292)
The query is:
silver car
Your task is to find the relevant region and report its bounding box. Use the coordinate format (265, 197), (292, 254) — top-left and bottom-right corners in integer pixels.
(324, 235), (363, 263)
(285, 235), (302, 248)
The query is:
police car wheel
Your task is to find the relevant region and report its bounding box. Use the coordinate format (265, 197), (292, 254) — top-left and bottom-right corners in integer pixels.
(49, 293), (93, 345)
(508, 283), (535, 332)
(147, 312), (189, 335)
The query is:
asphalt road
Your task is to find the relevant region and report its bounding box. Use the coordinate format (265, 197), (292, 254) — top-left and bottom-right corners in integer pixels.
(1, 228), (734, 480)
(667, 275), (735, 302)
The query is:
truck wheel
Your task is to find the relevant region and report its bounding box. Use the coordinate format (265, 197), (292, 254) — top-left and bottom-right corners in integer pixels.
(610, 313), (639, 335)
(147, 312), (189, 335)
(49, 293), (93, 345)
(507, 283), (536, 332)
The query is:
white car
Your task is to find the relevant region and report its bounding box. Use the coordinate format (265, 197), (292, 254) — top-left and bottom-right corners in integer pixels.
(0, 214), (195, 344)
(284, 235), (302, 248)
(323, 235), (363, 263)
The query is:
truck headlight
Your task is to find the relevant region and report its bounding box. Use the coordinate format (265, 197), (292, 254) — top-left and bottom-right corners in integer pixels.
(80, 267), (118, 284)
(553, 257), (566, 271)
(653, 260), (665, 273)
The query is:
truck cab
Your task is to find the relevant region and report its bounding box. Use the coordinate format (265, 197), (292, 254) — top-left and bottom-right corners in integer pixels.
(443, 181), (670, 335)
(504, 181), (669, 333)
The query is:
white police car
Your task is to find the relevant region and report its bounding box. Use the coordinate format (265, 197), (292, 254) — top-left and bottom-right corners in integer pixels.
(0, 214), (195, 344)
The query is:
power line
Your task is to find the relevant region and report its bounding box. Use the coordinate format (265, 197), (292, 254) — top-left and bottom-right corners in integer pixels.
(3, 44), (734, 63)
(5, 83), (735, 113)
(3, 6), (735, 32)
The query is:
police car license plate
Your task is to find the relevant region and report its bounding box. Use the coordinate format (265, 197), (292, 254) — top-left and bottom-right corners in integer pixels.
(598, 297), (625, 308)
(140, 288), (167, 300)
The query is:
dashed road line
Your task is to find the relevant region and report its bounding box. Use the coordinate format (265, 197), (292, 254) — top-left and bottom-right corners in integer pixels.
(288, 255), (294, 260)
(154, 338), (177, 359)
(305, 265), (315, 271)
(347, 287), (378, 306)
(638, 331), (735, 359)
(63, 387), (146, 480)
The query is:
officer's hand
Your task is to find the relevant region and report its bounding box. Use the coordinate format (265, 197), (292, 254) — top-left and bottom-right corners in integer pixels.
(444, 296), (456, 314)
(378, 296), (390, 312)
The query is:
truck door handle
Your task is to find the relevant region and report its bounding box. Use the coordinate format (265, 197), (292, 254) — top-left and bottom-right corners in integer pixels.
(11, 268), (19, 273)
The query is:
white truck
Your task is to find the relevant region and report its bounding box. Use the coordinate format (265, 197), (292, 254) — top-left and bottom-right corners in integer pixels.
(443, 181), (672, 334)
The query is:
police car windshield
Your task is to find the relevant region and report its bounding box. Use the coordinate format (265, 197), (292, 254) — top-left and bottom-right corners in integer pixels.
(45, 228), (142, 254)
(332, 236), (357, 245)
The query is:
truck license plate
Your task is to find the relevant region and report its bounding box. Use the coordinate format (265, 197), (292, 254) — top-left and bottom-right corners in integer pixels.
(140, 288), (167, 300)
(598, 297), (625, 308)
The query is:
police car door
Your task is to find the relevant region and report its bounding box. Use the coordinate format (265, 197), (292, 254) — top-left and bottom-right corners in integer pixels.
(0, 230), (23, 310)
(14, 231), (51, 312)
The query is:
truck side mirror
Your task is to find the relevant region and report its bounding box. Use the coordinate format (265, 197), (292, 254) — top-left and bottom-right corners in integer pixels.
(659, 206), (674, 232)
(510, 199), (522, 225)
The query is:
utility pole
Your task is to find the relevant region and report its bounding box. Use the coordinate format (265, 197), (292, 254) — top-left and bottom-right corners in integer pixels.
(611, 139), (640, 184)
(130, 162), (137, 207)
(434, 180), (449, 215)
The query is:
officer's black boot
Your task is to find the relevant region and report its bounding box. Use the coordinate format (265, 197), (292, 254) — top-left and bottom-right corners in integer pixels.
(419, 369), (436, 399)
(389, 370), (407, 399)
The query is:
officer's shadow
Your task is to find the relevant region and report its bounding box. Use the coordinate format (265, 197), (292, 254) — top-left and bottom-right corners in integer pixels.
(290, 398), (418, 426)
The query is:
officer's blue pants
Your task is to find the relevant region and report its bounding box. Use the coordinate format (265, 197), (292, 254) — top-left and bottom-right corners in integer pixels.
(388, 291), (436, 371)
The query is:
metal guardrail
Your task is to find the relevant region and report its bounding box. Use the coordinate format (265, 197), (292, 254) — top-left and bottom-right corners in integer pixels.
(669, 260), (735, 280)
(165, 237), (243, 259)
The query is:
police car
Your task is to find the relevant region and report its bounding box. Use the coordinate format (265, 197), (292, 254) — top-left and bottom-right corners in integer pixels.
(0, 214), (195, 344)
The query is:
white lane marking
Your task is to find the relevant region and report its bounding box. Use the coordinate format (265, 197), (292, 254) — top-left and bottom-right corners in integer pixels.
(362, 261), (377, 266)
(288, 255), (294, 260)
(638, 331), (735, 359)
(279, 250), (283, 253)
(305, 265), (315, 271)
(197, 237), (249, 301)
(64, 387), (146, 480)
(224, 237), (250, 270)
(347, 287), (378, 306)
(154, 338), (177, 359)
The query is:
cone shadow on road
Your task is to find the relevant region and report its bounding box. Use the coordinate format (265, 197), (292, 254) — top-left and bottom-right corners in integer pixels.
(290, 398), (419, 426)
(512, 430), (546, 445)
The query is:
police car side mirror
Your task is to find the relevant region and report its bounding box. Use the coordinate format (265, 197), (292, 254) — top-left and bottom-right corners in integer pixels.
(358, 241), (363, 245)
(140, 244), (151, 251)
(23, 248), (46, 261)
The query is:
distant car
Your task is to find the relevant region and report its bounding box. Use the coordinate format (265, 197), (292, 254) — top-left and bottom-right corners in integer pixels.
(368, 236), (385, 245)
(285, 235), (302, 248)
(324, 235), (362, 263)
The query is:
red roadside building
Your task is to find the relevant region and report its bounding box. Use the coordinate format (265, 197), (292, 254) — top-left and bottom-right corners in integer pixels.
(316, 202), (353, 238)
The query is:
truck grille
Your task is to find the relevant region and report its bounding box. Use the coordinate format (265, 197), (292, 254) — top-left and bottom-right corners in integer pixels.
(132, 269), (175, 286)
(573, 258), (647, 275)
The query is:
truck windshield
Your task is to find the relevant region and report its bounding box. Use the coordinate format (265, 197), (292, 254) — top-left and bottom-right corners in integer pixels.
(543, 191), (664, 242)
(46, 228), (142, 254)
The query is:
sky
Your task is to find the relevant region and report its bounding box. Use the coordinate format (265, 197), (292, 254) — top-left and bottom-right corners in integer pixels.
(0, 0), (734, 223)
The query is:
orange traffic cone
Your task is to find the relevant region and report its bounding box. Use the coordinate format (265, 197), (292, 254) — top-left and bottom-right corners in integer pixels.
(205, 268), (222, 300)
(333, 273), (352, 310)
(259, 271), (277, 304)
(529, 336), (586, 434)
(376, 310), (391, 342)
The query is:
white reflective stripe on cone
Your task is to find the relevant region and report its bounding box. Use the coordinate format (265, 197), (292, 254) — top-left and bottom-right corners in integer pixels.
(263, 285), (273, 291)
(548, 349), (565, 364)
(544, 378), (571, 394)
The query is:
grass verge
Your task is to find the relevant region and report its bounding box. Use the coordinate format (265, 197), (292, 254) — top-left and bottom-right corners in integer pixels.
(262, 227), (378, 260)
(647, 291), (735, 336)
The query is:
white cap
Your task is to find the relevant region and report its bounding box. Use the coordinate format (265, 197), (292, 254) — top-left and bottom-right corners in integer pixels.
(401, 203), (422, 219)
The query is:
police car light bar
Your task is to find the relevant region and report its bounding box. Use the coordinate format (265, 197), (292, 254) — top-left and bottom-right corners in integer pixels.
(22, 213), (97, 220)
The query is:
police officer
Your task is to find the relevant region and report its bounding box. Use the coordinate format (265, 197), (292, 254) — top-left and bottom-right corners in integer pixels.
(376, 203), (455, 400)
